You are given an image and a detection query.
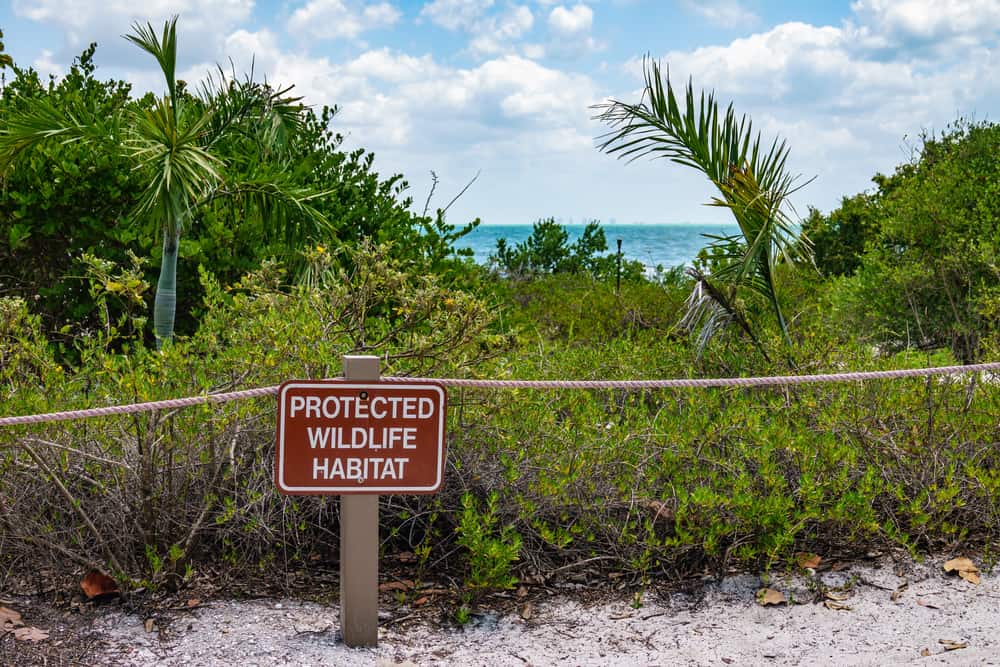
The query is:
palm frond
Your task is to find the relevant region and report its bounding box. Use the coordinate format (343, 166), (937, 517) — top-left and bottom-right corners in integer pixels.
(197, 65), (307, 155)
(219, 174), (334, 246)
(0, 94), (113, 172)
(594, 56), (813, 351)
(125, 17), (179, 111)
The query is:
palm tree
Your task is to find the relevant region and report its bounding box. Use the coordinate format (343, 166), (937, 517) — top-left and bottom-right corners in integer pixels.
(0, 18), (329, 347)
(594, 58), (812, 356)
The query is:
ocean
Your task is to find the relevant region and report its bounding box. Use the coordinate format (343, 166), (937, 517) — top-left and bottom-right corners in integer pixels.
(454, 223), (739, 270)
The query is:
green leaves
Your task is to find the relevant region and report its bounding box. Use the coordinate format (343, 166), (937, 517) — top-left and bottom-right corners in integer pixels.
(0, 24), (480, 347)
(0, 18), (340, 347)
(837, 119), (1000, 362)
(0, 93), (109, 172)
(492, 218), (645, 282)
(124, 18), (179, 114)
(595, 57), (813, 354)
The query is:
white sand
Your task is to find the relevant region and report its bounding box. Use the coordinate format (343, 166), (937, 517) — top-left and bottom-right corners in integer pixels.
(94, 555), (999, 666)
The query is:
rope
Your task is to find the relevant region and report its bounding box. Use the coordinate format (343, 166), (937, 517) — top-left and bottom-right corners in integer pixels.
(1, 361), (998, 427)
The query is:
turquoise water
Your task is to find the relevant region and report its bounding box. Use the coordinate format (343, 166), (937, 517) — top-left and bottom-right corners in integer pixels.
(455, 223), (738, 269)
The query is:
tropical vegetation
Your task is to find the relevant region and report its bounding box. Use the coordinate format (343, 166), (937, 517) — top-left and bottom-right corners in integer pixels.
(1, 25), (998, 617)
(595, 59), (811, 356)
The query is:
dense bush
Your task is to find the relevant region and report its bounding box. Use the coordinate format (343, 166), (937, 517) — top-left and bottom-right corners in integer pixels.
(836, 121), (1000, 362)
(3, 254), (999, 596)
(2, 32), (999, 606)
(801, 119), (1000, 363)
(494, 271), (689, 344)
(801, 191), (881, 277)
(0, 47), (145, 335)
(492, 218), (645, 282)
(0, 42), (479, 343)
(0, 244), (502, 586)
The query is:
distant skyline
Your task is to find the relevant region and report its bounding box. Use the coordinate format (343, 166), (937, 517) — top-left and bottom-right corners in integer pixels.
(4, 1), (999, 226)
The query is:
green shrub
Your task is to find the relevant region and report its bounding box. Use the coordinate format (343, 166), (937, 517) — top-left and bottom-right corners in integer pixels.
(456, 491), (522, 590)
(0, 244), (501, 586)
(496, 272), (689, 345)
(3, 256), (999, 594)
(492, 218), (645, 282)
(0, 44), (479, 344)
(835, 120), (1000, 362)
(801, 192), (882, 277)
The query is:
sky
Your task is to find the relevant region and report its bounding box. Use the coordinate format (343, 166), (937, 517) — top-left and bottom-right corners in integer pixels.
(2, 0), (999, 226)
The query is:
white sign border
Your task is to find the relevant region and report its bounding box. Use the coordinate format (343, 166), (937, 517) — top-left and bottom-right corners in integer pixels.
(276, 381), (447, 494)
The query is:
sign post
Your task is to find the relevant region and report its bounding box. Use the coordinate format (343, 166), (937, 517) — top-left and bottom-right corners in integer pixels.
(340, 356), (379, 648)
(274, 356), (447, 648)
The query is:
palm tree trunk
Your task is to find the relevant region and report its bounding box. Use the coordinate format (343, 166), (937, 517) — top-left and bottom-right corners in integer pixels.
(154, 230), (178, 349)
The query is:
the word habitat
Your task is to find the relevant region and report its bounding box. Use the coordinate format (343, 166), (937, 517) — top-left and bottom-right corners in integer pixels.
(275, 381), (447, 494)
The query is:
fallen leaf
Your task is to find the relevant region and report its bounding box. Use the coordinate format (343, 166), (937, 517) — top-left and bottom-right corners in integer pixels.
(825, 591), (850, 602)
(756, 588), (786, 606)
(186, 599), (201, 608)
(515, 585), (529, 598)
(823, 600), (852, 611)
(645, 500), (673, 521)
(143, 618), (156, 633)
(959, 570), (981, 585)
(916, 599), (939, 610)
(13, 627), (49, 643)
(378, 580), (414, 593)
(411, 596), (429, 607)
(891, 582), (908, 602)
(920, 648), (931, 657)
(519, 602), (534, 620)
(80, 571), (119, 599)
(796, 552), (822, 569)
(943, 557), (980, 585)
(0, 606), (23, 628)
(943, 557), (975, 573)
(939, 639), (968, 651)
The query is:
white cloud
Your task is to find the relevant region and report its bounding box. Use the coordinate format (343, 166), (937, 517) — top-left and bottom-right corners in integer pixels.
(548, 4), (592, 34)
(522, 42), (546, 58)
(852, 0), (1000, 42)
(420, 0), (495, 30)
(420, 1), (535, 57)
(631, 4), (1000, 213)
(364, 2), (403, 25)
(660, 22), (846, 99)
(469, 5), (534, 55)
(32, 49), (62, 77)
(679, 0), (758, 28)
(215, 31), (599, 155)
(546, 4), (601, 58)
(344, 48), (443, 83)
(12, 0), (253, 66)
(287, 0), (401, 41)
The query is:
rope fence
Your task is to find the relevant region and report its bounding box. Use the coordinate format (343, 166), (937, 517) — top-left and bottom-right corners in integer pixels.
(2, 361), (999, 428)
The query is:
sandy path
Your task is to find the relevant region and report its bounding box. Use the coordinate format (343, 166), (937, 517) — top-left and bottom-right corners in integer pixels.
(91, 555), (998, 666)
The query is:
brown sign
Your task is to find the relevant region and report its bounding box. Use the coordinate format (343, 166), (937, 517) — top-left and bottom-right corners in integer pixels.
(275, 380), (447, 494)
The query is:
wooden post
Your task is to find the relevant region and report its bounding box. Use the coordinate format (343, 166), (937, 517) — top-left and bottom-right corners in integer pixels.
(340, 355), (380, 647)
(616, 238), (622, 294)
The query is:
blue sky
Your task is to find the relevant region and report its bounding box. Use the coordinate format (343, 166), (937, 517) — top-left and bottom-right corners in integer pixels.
(3, 1), (1000, 226)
